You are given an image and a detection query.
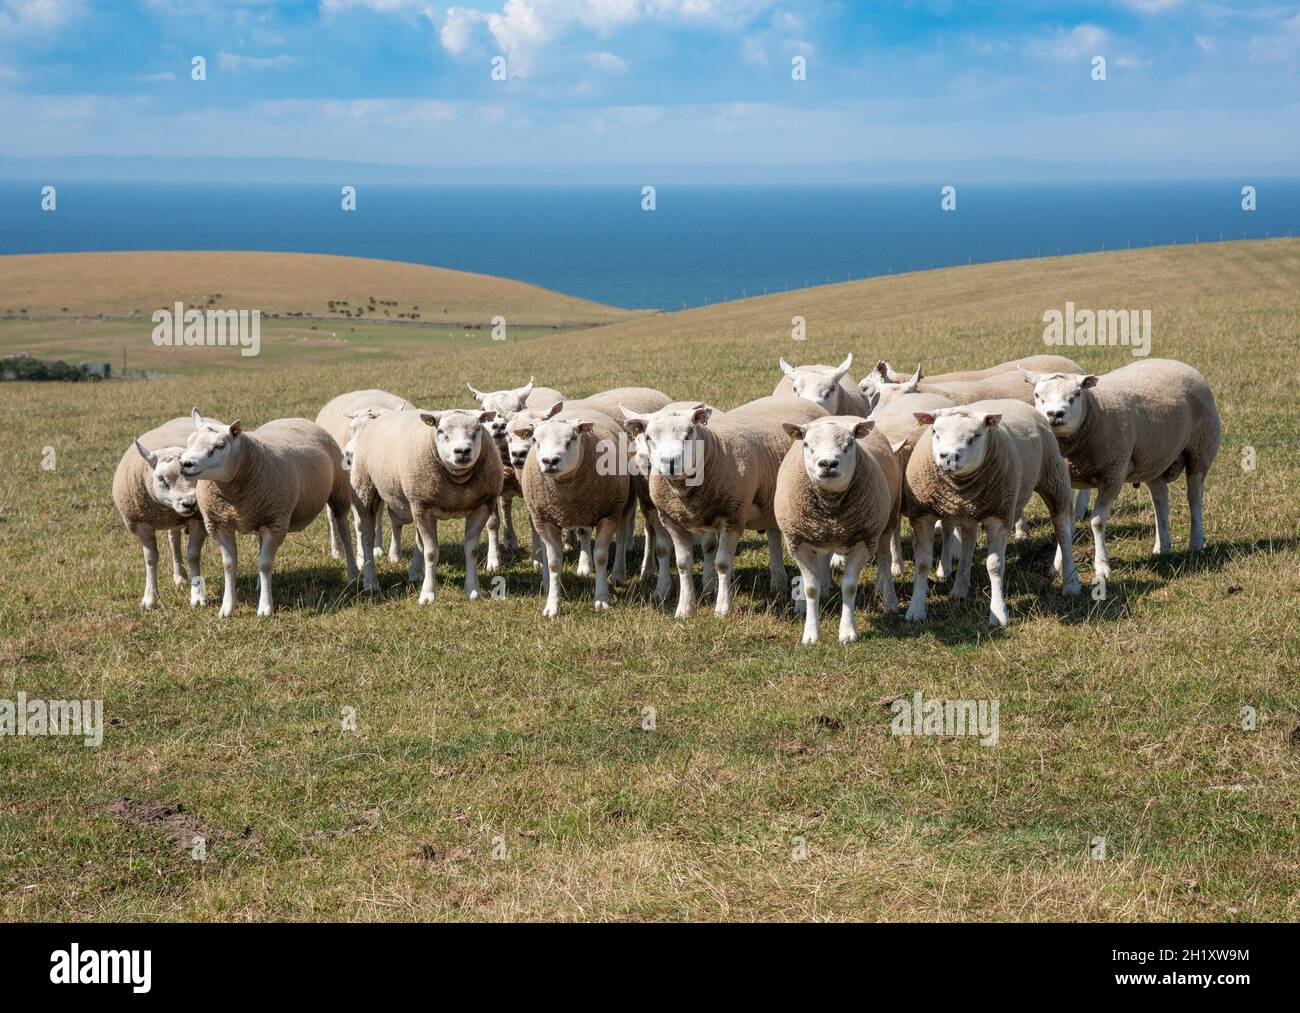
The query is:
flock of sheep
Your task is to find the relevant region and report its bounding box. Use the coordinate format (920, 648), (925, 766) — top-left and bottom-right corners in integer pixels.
(112, 351), (1220, 643)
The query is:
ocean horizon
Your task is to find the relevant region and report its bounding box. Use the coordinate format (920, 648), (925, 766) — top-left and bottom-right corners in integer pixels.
(3, 180), (1298, 310)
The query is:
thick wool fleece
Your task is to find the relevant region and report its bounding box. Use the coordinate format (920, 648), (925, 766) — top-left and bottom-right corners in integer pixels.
(562, 387), (672, 419)
(112, 417), (210, 532)
(198, 419), (351, 535)
(351, 410), (503, 522)
(525, 386), (564, 410)
(869, 393), (955, 469)
(1051, 359), (1221, 490)
(898, 355), (1082, 385)
(315, 388), (409, 448)
(774, 420), (902, 554)
(774, 370), (873, 417)
(923, 371), (1036, 406)
(905, 400), (1073, 525)
(649, 395), (827, 534)
(521, 415), (630, 531)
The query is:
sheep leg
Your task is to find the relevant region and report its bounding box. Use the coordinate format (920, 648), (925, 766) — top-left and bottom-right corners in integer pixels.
(839, 543), (873, 643)
(253, 529), (286, 617)
(1050, 504), (1081, 596)
(651, 515), (673, 603)
(528, 516), (545, 572)
(905, 514), (936, 622)
(576, 530), (593, 576)
(1074, 488), (1091, 521)
(593, 516), (618, 610)
(1187, 471), (1207, 551)
(935, 520), (955, 581)
(611, 496), (635, 588)
(1148, 479), (1171, 555)
(133, 524), (161, 609)
(539, 522), (565, 618)
(329, 501), (360, 587)
(462, 503), (490, 600)
(792, 544), (822, 644)
(663, 518), (697, 619)
(412, 510), (440, 605)
(890, 525), (904, 580)
(186, 519), (207, 606)
(767, 528), (788, 596)
(875, 525), (900, 615)
(387, 512), (402, 564)
(1089, 483), (1121, 581)
(407, 526), (424, 584)
(374, 510), (385, 560)
(214, 528), (238, 618)
(328, 512), (340, 559)
(712, 524), (744, 617)
(1013, 511), (1028, 541)
(167, 528), (188, 586)
(485, 498), (503, 575)
(950, 520), (978, 600)
(985, 519), (1011, 627)
(638, 505), (658, 583)
(359, 504), (380, 592)
(700, 532), (718, 596)
(502, 496), (519, 553)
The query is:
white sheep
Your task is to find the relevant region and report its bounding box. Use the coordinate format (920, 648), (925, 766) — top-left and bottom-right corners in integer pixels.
(1019, 359), (1221, 581)
(349, 408), (503, 603)
(774, 353), (873, 416)
(904, 400), (1081, 627)
(873, 354), (1084, 386)
(181, 411), (358, 617)
(112, 416), (217, 609)
(627, 396), (827, 618)
(316, 389), (410, 563)
(774, 416), (905, 644)
(515, 408), (633, 617)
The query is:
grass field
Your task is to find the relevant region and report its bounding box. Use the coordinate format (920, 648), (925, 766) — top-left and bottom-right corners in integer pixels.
(1, 241), (1297, 921)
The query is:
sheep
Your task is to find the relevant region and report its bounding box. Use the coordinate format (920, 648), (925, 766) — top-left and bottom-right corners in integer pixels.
(349, 408), (503, 603)
(316, 389), (410, 563)
(627, 396), (827, 618)
(903, 400), (1081, 627)
(774, 416), (905, 644)
(875, 354), (1083, 385)
(112, 416), (219, 609)
(627, 401), (719, 600)
(467, 377), (564, 418)
(1019, 359), (1220, 582)
(515, 409), (633, 617)
(180, 411), (358, 617)
(866, 392), (956, 579)
(773, 353), (873, 416)
(515, 387), (671, 578)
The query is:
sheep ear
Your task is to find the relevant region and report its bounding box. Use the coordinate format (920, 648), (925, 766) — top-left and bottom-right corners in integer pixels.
(515, 425), (535, 440)
(544, 401), (564, 419)
(852, 419), (874, 439)
(874, 360), (892, 381)
(228, 420), (243, 437)
(516, 379), (535, 400)
(191, 407), (203, 429)
(419, 412), (439, 428)
(834, 353), (853, 379)
(467, 383), (485, 402)
(778, 356), (795, 377)
(983, 413), (1003, 428)
(575, 420), (595, 434)
(620, 406), (646, 436)
(865, 388), (880, 412)
(478, 410), (497, 424)
(901, 365), (922, 392)
(889, 438), (907, 455)
(781, 422), (806, 441)
(1081, 375), (1099, 389)
(691, 405), (713, 426)
(134, 439), (158, 468)
(1018, 366), (1039, 385)
(913, 412), (937, 426)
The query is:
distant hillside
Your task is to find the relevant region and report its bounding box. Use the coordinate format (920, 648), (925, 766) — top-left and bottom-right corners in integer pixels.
(0, 250), (638, 327)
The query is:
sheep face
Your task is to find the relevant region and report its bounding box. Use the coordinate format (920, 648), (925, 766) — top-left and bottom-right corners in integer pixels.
(626, 406), (710, 484)
(180, 419), (244, 481)
(341, 407), (393, 470)
(779, 354), (853, 413)
(919, 408), (1002, 477)
(506, 408), (551, 470)
(1022, 369), (1098, 436)
(530, 417), (594, 478)
(785, 418), (872, 494)
(422, 409), (495, 472)
(136, 442), (201, 516)
(468, 378), (535, 417)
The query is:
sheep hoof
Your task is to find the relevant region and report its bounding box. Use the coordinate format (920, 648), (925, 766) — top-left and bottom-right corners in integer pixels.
(172, 574), (188, 588)
(256, 602), (274, 617)
(418, 590), (436, 605)
(329, 549), (341, 560)
(140, 596), (158, 610)
(801, 630), (820, 645)
(891, 564), (903, 579)
(838, 628), (857, 644)
(466, 589), (481, 601)
(542, 603), (559, 618)
(674, 604), (696, 619)
(904, 603), (926, 623)
(362, 579), (378, 594)
(989, 609), (1009, 627)
(1062, 578), (1081, 596)
(485, 561), (500, 575)
(1094, 562), (1111, 580)
(593, 600), (611, 611)
(387, 552), (401, 564)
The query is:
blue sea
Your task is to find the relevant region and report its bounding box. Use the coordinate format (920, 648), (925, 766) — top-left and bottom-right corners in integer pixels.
(2, 181), (1298, 310)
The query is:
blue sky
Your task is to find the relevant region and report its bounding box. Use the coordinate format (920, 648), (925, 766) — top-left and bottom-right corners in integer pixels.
(1, 0), (1297, 180)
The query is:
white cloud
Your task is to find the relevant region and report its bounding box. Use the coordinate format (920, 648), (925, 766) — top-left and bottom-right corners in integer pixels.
(0, 0), (85, 34)
(137, 70), (177, 81)
(441, 6), (486, 54)
(1114, 0), (1183, 12)
(1031, 24), (1113, 62)
(587, 50), (629, 73)
(216, 51), (296, 73)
